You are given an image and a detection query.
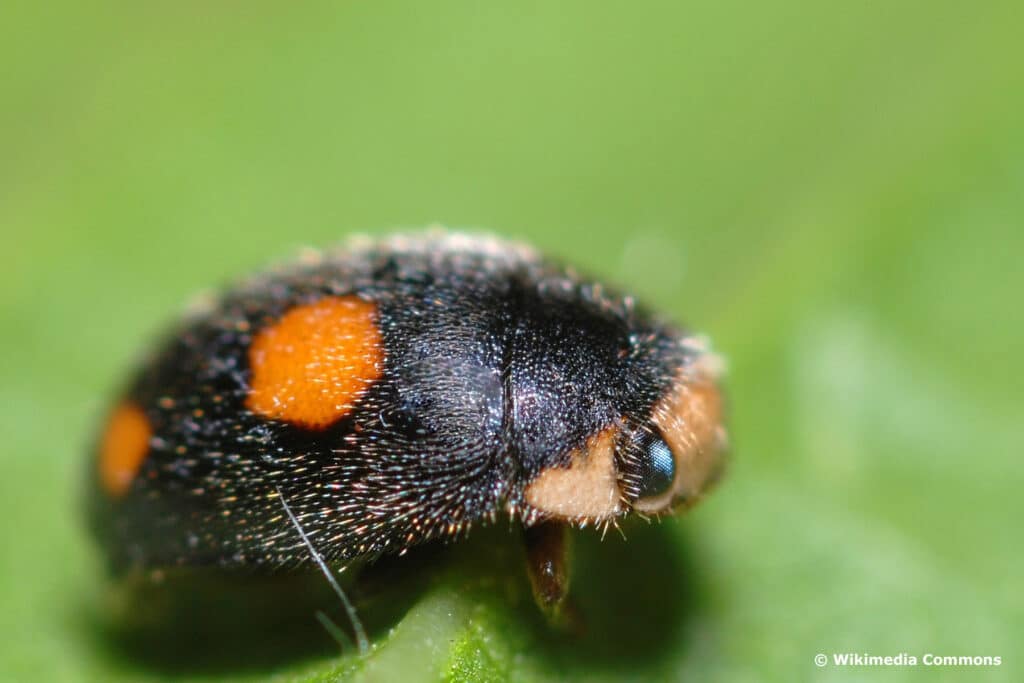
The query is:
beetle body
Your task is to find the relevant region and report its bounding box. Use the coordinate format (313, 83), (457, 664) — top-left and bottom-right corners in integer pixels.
(89, 233), (726, 585)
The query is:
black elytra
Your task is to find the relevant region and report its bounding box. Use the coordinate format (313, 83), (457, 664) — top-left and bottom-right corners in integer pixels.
(88, 232), (727, 613)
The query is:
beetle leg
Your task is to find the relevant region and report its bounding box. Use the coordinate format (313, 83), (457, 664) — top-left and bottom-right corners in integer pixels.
(523, 521), (571, 617)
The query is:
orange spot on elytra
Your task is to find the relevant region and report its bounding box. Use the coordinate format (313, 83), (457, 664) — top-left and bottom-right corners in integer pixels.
(246, 296), (384, 429)
(99, 402), (152, 497)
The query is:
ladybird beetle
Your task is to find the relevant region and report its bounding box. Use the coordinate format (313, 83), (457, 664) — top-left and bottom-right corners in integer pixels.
(88, 232), (727, 642)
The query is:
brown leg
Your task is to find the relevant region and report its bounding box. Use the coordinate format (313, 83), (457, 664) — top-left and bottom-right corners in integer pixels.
(523, 521), (571, 618)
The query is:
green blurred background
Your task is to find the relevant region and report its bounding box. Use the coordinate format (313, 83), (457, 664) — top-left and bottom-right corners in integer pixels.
(2, 2), (1021, 681)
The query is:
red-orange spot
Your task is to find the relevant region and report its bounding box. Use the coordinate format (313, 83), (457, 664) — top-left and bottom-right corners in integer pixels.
(99, 402), (152, 498)
(246, 296), (384, 429)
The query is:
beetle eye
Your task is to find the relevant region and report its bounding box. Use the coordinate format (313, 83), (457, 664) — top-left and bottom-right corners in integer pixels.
(635, 431), (676, 503)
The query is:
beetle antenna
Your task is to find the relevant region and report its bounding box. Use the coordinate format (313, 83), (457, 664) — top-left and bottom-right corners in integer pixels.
(276, 485), (369, 655)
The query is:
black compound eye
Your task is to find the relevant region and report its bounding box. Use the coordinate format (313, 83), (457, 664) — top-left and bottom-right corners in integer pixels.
(635, 431), (676, 503)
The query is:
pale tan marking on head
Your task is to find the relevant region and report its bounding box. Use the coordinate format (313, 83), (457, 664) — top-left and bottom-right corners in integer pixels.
(642, 362), (727, 512)
(524, 427), (623, 522)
